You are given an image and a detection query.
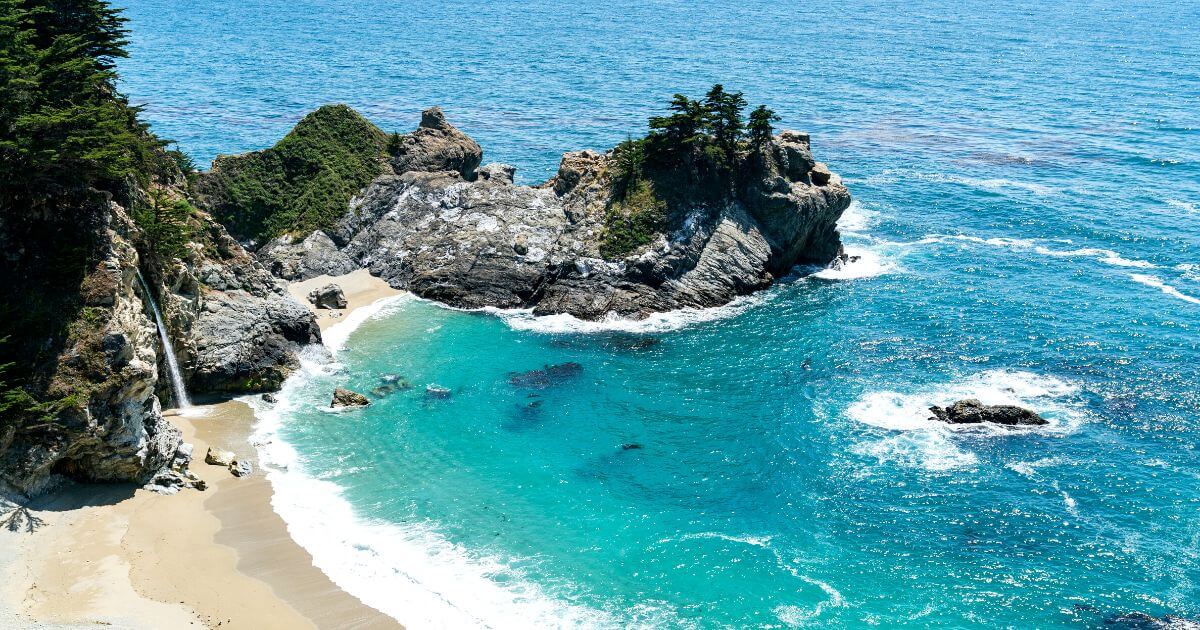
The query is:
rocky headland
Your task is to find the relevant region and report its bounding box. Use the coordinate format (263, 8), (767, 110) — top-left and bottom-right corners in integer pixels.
(1, 164), (318, 496)
(2, 85), (850, 497)
(200, 101), (852, 320)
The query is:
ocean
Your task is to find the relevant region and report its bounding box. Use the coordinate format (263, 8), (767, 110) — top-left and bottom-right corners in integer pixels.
(118, 0), (1200, 626)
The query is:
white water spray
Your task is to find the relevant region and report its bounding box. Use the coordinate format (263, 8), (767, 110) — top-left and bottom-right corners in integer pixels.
(135, 269), (191, 409)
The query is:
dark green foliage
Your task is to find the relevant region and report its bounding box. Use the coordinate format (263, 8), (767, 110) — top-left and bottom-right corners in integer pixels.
(599, 85), (783, 259)
(703, 84), (746, 167)
(0, 0), (166, 210)
(386, 131), (403, 156)
(600, 179), (666, 259)
(133, 190), (194, 260)
(197, 104), (389, 242)
(748, 105), (780, 147)
(609, 136), (646, 197)
(645, 94), (708, 168)
(0, 0), (167, 428)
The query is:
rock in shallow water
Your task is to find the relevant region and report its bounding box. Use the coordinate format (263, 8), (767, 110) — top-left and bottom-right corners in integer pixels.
(928, 399), (1047, 426)
(331, 387), (370, 408)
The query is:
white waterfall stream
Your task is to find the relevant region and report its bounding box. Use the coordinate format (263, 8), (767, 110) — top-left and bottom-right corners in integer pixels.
(135, 269), (192, 409)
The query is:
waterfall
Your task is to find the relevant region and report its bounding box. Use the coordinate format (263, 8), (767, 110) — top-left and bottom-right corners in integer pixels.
(135, 269), (192, 409)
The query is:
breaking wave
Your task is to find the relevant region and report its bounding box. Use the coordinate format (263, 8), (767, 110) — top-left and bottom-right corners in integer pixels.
(846, 370), (1088, 471)
(247, 308), (617, 629)
(1129, 274), (1200, 305)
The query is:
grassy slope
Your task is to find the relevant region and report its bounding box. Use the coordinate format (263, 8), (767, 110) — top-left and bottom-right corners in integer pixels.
(196, 104), (388, 242)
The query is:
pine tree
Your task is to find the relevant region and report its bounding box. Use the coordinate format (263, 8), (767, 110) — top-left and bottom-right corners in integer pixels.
(748, 105), (780, 147)
(0, 0), (157, 211)
(703, 84), (746, 166)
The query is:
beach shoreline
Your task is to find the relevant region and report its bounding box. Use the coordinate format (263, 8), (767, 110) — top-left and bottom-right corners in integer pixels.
(1, 270), (403, 629)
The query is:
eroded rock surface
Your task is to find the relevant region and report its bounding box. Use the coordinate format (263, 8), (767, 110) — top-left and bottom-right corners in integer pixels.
(307, 283), (348, 309)
(928, 399), (1048, 426)
(259, 107), (852, 320)
(331, 387), (370, 408)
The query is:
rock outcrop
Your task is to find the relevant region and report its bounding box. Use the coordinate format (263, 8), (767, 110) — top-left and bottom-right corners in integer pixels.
(331, 387), (370, 408)
(1, 182), (319, 495)
(389, 107), (483, 179)
(257, 230), (357, 280)
(307, 283), (348, 309)
(247, 106), (851, 320)
(0, 198), (181, 495)
(928, 399), (1048, 426)
(161, 210), (321, 394)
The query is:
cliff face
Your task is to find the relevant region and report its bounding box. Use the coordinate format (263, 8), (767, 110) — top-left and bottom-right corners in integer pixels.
(246, 107), (851, 319)
(0, 184), (319, 497)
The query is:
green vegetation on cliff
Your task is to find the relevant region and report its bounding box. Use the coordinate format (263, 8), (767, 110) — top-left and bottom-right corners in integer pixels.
(196, 105), (389, 242)
(601, 84), (779, 257)
(0, 0), (179, 438)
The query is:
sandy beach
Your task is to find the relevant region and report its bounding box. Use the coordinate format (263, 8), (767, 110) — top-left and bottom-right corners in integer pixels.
(1, 270), (403, 629)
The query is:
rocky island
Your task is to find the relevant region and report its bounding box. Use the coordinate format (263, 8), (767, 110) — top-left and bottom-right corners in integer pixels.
(200, 95), (852, 320)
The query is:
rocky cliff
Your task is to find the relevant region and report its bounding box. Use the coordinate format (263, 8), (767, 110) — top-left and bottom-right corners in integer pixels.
(230, 106), (851, 319)
(0, 183), (318, 497)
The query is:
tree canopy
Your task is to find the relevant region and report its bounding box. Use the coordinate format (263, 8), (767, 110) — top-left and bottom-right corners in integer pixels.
(0, 0), (163, 211)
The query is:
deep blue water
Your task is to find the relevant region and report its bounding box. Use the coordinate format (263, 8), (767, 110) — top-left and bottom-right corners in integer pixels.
(120, 0), (1200, 626)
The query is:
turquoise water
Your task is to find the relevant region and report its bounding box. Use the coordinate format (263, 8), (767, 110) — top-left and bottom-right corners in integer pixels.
(119, 0), (1200, 626)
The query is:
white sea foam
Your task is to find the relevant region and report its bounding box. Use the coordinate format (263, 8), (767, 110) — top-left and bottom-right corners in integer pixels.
(773, 577), (846, 626)
(670, 532), (775, 548)
(810, 245), (895, 280)
(846, 370), (1086, 472)
(836, 199), (877, 235)
(484, 290), (773, 335)
(247, 299), (618, 629)
(1165, 198), (1198, 214)
(1130, 274), (1200, 305)
(320, 294), (412, 355)
(919, 234), (1157, 269)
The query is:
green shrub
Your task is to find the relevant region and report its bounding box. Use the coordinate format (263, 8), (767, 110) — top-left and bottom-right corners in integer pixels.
(600, 179), (666, 259)
(132, 190), (194, 260)
(197, 104), (389, 242)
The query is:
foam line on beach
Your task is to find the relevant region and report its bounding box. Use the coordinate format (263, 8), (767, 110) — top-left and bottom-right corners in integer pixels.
(246, 338), (615, 629)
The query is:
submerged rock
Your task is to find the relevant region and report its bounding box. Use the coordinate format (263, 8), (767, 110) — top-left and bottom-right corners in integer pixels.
(308, 283), (348, 309)
(425, 384), (452, 399)
(1104, 613), (1200, 629)
(331, 387), (370, 408)
(928, 399), (1047, 426)
(507, 362), (584, 389)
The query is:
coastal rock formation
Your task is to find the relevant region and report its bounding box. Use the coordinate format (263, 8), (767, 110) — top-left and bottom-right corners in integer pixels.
(245, 106), (848, 320)
(205, 105), (851, 320)
(928, 399), (1047, 426)
(1, 184), (318, 495)
(0, 199), (182, 495)
(257, 230), (356, 280)
(307, 283), (348, 309)
(331, 387), (370, 408)
(205, 447), (235, 466)
(389, 106), (483, 179)
(168, 213), (321, 394)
